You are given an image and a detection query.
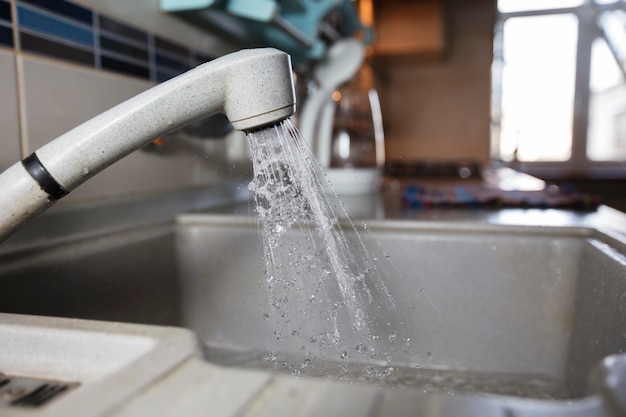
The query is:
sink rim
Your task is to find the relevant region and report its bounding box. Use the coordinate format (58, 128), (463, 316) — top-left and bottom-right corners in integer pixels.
(0, 312), (203, 417)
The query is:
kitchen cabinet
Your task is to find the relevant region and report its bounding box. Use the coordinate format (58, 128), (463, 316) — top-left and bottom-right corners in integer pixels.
(370, 0), (446, 59)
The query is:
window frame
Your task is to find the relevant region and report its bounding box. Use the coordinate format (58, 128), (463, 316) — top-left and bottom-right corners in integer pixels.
(491, 0), (626, 179)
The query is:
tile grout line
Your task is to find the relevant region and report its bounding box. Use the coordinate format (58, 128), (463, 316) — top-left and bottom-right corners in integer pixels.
(9, 0), (29, 158)
(148, 32), (156, 83)
(93, 8), (100, 69)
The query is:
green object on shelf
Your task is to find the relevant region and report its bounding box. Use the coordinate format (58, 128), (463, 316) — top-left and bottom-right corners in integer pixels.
(160, 0), (372, 63)
(160, 0), (217, 12)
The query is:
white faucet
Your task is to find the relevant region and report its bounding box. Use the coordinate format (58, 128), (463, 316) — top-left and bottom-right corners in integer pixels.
(0, 48), (296, 242)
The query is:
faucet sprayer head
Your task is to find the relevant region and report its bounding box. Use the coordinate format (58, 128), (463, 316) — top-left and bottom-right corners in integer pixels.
(221, 49), (296, 132)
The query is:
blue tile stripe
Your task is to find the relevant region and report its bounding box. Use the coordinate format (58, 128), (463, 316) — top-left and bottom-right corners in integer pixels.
(155, 36), (188, 60)
(0, 1), (12, 23)
(0, 24), (12, 48)
(20, 31), (93, 66)
(99, 14), (147, 46)
(0, 0), (12, 49)
(8, 0), (216, 82)
(19, 0), (91, 26)
(18, 6), (94, 48)
(156, 53), (190, 73)
(100, 34), (149, 62)
(101, 55), (149, 79)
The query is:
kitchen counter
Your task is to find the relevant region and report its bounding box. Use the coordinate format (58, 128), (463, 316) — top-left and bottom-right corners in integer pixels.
(206, 170), (626, 237)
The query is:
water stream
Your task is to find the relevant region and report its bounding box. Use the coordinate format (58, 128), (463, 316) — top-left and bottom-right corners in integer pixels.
(246, 119), (407, 379)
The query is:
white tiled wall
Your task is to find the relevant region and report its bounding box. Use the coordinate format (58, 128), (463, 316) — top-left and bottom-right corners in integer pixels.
(20, 56), (154, 153)
(0, 50), (21, 172)
(20, 55), (209, 200)
(0, 0), (248, 204)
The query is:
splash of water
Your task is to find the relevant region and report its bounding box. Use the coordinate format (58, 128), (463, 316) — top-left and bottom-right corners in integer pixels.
(246, 119), (403, 377)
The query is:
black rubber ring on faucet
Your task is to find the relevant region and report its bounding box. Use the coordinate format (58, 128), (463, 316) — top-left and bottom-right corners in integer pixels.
(22, 153), (69, 200)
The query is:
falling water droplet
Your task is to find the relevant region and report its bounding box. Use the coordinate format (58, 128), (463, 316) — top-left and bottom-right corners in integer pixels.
(245, 119), (400, 377)
(356, 343), (369, 353)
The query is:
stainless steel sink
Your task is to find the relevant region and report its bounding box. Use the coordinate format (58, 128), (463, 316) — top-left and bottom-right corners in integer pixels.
(0, 213), (625, 415)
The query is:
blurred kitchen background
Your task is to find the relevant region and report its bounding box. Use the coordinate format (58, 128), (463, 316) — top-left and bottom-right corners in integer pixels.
(0, 0), (624, 211)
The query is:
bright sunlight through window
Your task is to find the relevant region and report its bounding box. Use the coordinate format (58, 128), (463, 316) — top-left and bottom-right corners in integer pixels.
(500, 14), (578, 162)
(494, 0), (626, 176)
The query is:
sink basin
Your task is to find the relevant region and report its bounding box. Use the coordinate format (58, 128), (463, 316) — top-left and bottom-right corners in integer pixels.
(0, 213), (625, 413)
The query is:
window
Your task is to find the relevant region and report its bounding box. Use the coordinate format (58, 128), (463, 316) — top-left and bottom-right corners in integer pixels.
(499, 14), (578, 162)
(588, 35), (626, 161)
(498, 0), (584, 13)
(492, 0), (626, 178)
